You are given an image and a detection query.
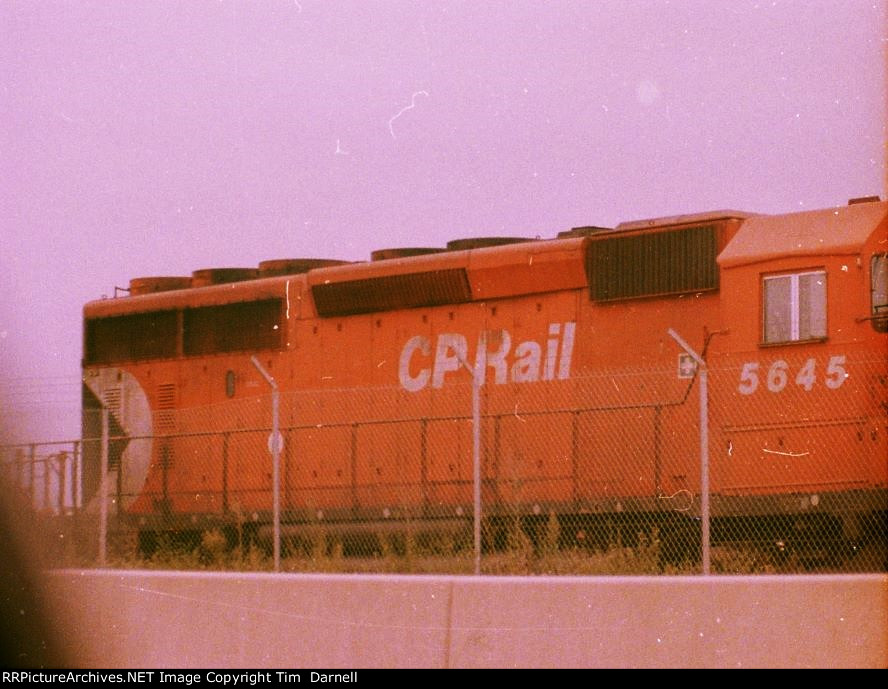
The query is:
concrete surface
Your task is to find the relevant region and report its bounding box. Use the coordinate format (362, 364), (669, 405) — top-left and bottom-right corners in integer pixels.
(46, 571), (887, 668)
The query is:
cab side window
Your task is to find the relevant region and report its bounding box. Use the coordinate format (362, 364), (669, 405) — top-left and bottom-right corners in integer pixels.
(762, 270), (826, 344)
(872, 253), (887, 332)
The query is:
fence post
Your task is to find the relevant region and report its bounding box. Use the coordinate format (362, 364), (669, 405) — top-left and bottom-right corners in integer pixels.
(73, 440), (82, 512)
(58, 452), (68, 515)
(99, 408), (109, 567)
(667, 328), (710, 575)
(221, 432), (230, 514)
(461, 339), (485, 576)
(251, 356), (280, 572)
(43, 452), (50, 512)
(28, 444), (36, 508)
(472, 373), (481, 576)
(15, 448), (24, 497)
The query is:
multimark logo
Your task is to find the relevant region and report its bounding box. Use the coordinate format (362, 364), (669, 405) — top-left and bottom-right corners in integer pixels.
(398, 322), (576, 392)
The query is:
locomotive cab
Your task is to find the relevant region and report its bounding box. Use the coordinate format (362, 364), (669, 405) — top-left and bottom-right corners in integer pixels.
(714, 198), (888, 555)
(870, 251), (887, 333)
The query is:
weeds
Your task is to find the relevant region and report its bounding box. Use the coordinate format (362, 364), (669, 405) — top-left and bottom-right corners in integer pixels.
(51, 515), (883, 574)
(81, 525), (787, 575)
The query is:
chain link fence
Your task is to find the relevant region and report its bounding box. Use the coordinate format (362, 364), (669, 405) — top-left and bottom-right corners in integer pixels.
(706, 349), (887, 570)
(3, 352), (885, 574)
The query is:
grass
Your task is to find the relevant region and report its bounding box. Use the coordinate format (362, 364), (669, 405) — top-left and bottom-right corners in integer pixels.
(88, 525), (799, 576)
(47, 510), (886, 574)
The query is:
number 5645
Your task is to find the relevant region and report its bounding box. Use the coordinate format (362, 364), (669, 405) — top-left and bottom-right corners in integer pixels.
(738, 356), (847, 395)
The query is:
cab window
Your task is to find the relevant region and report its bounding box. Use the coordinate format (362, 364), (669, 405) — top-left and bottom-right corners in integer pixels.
(762, 270), (826, 344)
(872, 253), (887, 332)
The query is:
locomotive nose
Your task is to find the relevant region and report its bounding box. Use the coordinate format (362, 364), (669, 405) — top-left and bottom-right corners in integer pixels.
(81, 368), (152, 512)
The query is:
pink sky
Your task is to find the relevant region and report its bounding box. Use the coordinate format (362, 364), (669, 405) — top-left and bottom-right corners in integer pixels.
(1, 0), (885, 442)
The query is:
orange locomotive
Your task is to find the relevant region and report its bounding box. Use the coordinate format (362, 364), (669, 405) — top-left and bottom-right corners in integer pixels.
(81, 198), (887, 556)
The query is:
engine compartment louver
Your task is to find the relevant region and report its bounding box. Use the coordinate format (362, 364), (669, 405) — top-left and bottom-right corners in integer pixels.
(587, 225), (719, 301)
(312, 268), (472, 317)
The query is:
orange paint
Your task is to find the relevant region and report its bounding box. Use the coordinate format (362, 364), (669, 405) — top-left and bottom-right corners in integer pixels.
(81, 200), (888, 546)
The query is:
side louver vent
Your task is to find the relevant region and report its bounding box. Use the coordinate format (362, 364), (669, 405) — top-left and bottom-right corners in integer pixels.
(102, 387), (121, 417)
(312, 268), (472, 317)
(156, 384), (177, 433)
(587, 225), (719, 302)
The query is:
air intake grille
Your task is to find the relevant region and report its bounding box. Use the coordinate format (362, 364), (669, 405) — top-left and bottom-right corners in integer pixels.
(312, 268), (472, 317)
(84, 310), (178, 364)
(156, 383), (177, 432)
(587, 225), (719, 301)
(183, 299), (283, 355)
(102, 387), (121, 417)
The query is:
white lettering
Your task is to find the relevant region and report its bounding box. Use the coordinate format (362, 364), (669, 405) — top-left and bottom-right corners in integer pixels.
(398, 336), (431, 392)
(399, 322), (576, 391)
(511, 341), (542, 382)
(558, 321), (575, 380)
(738, 355), (849, 394)
(544, 323), (561, 380)
(432, 333), (468, 388)
(475, 330), (512, 385)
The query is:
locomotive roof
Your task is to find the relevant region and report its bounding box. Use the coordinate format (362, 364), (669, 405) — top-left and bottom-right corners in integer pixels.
(615, 209), (753, 231)
(718, 200), (888, 268)
(83, 236), (591, 318)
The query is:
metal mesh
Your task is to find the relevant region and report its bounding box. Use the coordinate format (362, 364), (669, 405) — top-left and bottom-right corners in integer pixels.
(706, 350), (887, 570)
(3, 354), (885, 574)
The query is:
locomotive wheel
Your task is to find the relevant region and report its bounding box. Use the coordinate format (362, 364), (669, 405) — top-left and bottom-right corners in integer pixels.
(846, 538), (888, 572)
(137, 530), (157, 558)
(659, 518), (701, 569)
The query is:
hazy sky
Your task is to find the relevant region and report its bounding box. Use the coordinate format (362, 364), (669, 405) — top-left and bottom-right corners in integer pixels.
(1, 0), (886, 442)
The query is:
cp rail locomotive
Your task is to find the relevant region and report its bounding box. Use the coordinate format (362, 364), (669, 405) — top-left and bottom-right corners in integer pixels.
(81, 197), (888, 559)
